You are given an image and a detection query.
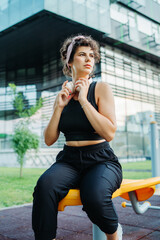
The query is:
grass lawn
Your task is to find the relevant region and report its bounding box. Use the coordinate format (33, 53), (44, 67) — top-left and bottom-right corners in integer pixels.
(0, 167), (46, 209)
(121, 160), (152, 179)
(0, 161), (152, 208)
(121, 160), (151, 170)
(122, 171), (152, 179)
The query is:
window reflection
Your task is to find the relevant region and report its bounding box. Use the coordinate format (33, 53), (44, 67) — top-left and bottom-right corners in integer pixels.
(140, 84), (147, 93)
(110, 4), (128, 24)
(59, 0), (72, 19)
(124, 68), (132, 78)
(132, 73), (139, 82)
(155, 88), (160, 96)
(125, 79), (133, 89)
(116, 77), (124, 87)
(0, 0), (8, 10)
(148, 86), (154, 94)
(115, 67), (124, 76)
(107, 64), (114, 72)
(114, 96), (126, 131)
(147, 78), (154, 86)
(110, 2), (160, 45)
(140, 69), (146, 82)
(111, 131), (127, 158)
(133, 82), (140, 91)
(0, 0), (44, 32)
(128, 132), (143, 158)
(102, 74), (116, 85)
(137, 15), (152, 35)
(128, 11), (136, 28)
(51, 0), (110, 33)
(112, 96), (155, 159)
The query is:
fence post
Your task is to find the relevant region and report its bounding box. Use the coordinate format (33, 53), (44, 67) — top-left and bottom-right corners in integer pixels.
(150, 121), (160, 179)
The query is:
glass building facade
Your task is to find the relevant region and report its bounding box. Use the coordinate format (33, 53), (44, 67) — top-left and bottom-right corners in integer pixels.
(101, 45), (159, 160)
(0, 0), (110, 33)
(0, 0), (160, 167)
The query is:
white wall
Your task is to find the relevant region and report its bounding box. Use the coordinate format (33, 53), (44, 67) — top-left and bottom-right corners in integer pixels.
(0, 148), (61, 168)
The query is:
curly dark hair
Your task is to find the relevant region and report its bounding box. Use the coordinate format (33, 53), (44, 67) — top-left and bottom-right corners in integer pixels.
(60, 34), (100, 78)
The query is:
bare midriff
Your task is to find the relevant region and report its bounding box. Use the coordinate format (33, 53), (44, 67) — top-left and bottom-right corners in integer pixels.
(66, 139), (106, 147)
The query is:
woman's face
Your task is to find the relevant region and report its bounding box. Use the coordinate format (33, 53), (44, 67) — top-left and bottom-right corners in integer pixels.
(69, 46), (95, 77)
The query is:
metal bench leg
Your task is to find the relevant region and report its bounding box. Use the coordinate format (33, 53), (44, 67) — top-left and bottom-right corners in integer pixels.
(92, 224), (106, 240)
(128, 191), (151, 214)
(122, 191), (160, 214)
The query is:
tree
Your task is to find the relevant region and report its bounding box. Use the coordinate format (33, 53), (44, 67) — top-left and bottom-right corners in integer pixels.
(9, 83), (43, 177)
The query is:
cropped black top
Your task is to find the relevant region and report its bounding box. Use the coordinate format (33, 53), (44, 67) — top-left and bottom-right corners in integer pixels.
(58, 81), (103, 141)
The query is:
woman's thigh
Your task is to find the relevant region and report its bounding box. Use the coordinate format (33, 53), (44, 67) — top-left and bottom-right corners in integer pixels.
(80, 163), (121, 205)
(33, 162), (81, 201)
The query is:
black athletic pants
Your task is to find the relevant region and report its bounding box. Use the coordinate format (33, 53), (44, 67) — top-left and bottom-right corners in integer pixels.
(32, 141), (123, 240)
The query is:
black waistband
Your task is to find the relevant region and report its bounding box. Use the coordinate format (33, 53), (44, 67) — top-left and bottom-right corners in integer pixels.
(64, 141), (110, 152)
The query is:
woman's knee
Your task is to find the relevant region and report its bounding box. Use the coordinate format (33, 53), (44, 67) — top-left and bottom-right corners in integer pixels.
(80, 186), (118, 234)
(82, 194), (118, 234)
(33, 166), (59, 199)
(33, 174), (52, 201)
(37, 173), (51, 192)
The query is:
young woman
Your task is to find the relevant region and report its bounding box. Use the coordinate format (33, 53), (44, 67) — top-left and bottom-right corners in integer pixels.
(32, 35), (123, 240)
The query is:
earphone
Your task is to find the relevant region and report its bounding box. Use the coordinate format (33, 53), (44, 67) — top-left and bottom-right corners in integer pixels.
(66, 81), (75, 93)
(66, 78), (92, 93)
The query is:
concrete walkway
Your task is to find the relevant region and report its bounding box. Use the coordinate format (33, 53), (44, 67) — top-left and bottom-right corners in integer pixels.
(0, 195), (160, 240)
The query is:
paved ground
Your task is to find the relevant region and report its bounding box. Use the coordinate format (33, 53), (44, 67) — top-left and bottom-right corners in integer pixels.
(0, 195), (160, 240)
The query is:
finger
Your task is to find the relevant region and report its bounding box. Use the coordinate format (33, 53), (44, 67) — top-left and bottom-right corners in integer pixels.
(64, 80), (68, 85)
(62, 88), (70, 96)
(60, 90), (67, 96)
(75, 80), (81, 85)
(62, 80), (68, 89)
(61, 87), (70, 93)
(64, 85), (73, 93)
(75, 83), (82, 91)
(62, 86), (71, 94)
(75, 79), (83, 85)
(59, 91), (68, 100)
(75, 81), (85, 88)
(60, 91), (69, 100)
(59, 93), (67, 100)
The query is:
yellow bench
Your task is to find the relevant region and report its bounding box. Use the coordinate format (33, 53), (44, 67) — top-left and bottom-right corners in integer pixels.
(59, 177), (160, 211)
(58, 177), (160, 240)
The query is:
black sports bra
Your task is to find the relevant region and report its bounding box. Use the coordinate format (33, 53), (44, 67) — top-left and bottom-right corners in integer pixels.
(58, 81), (103, 141)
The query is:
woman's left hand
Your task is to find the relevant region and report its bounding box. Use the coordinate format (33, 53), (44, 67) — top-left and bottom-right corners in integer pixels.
(75, 78), (90, 104)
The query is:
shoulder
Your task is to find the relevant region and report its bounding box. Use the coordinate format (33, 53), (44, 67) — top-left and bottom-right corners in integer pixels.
(96, 81), (112, 90)
(95, 81), (113, 98)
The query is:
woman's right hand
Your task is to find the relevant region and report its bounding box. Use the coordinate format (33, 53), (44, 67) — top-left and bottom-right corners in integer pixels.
(54, 80), (74, 109)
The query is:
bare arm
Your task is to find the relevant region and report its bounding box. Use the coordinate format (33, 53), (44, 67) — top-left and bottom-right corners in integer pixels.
(78, 81), (117, 142)
(44, 80), (74, 146)
(44, 106), (62, 146)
